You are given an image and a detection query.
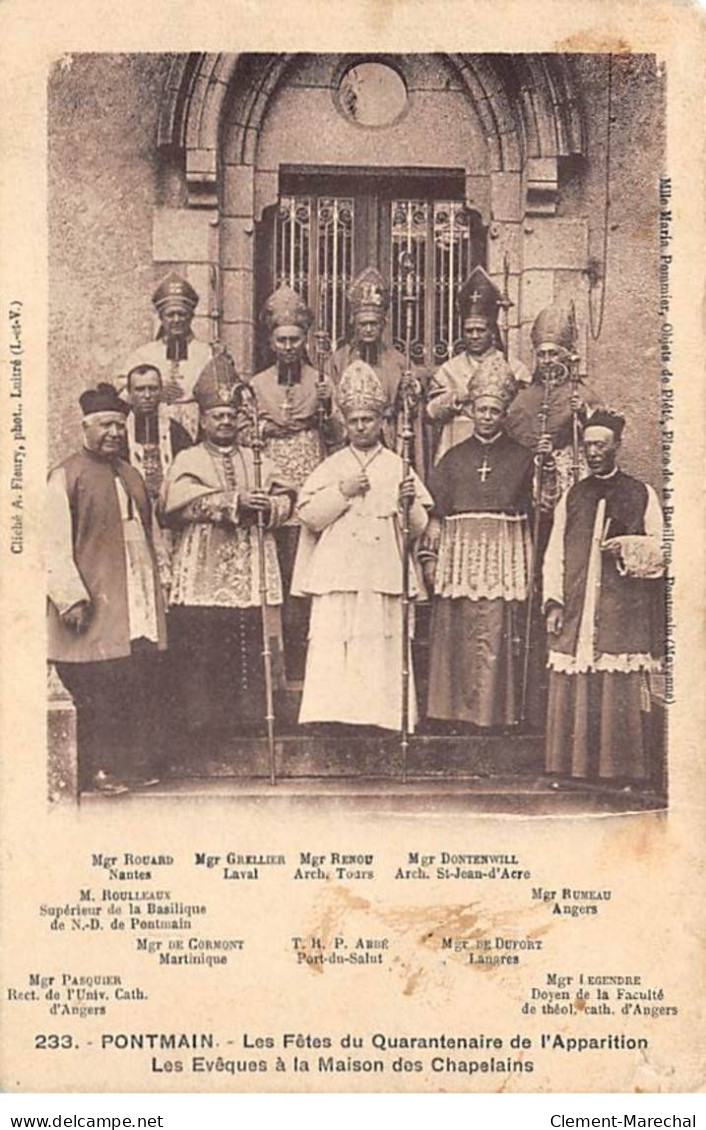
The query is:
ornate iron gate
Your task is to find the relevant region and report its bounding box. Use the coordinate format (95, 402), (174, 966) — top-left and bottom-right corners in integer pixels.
(272, 189), (482, 366)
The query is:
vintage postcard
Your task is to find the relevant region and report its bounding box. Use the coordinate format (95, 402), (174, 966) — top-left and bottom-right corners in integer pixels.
(0, 0), (704, 1095)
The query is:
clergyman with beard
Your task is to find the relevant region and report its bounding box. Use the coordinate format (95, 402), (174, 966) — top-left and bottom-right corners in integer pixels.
(505, 303), (604, 501)
(330, 266), (424, 472)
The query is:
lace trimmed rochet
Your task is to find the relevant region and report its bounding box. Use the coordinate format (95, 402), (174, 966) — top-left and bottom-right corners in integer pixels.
(548, 650), (662, 675)
(434, 512), (531, 602)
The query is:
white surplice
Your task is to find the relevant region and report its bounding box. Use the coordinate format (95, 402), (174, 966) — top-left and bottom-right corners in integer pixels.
(293, 444), (431, 731)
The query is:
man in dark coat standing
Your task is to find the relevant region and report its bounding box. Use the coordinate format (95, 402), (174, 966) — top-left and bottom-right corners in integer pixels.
(47, 383), (167, 794)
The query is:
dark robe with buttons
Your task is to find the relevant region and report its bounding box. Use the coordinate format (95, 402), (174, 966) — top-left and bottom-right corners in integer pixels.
(47, 449), (167, 788)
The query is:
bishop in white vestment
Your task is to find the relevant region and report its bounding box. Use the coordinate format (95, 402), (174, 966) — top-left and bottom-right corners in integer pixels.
(293, 361), (432, 731)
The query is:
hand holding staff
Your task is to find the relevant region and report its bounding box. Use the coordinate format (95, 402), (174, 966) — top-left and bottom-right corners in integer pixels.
(398, 476), (416, 505)
(239, 489), (272, 515)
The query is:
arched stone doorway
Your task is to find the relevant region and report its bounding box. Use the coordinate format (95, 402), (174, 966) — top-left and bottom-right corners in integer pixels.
(154, 52), (589, 378)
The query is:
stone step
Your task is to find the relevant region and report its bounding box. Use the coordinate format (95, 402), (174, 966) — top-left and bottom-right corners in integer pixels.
(166, 729), (546, 780)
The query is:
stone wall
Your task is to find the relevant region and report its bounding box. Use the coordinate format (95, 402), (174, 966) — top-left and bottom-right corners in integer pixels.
(48, 53), (173, 464)
(566, 54), (665, 484)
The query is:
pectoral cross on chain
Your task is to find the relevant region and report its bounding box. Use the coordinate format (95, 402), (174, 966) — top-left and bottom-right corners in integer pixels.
(477, 456), (492, 483)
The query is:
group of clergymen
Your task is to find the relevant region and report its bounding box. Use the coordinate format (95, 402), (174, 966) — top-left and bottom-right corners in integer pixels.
(47, 265), (665, 795)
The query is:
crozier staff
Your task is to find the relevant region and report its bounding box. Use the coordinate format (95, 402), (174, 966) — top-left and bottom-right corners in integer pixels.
(251, 283), (343, 682)
(47, 383), (167, 794)
(506, 304), (602, 722)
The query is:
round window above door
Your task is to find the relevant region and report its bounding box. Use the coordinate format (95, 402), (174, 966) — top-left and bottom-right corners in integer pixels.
(335, 61), (409, 129)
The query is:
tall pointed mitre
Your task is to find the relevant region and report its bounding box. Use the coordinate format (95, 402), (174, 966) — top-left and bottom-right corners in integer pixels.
(530, 304), (575, 351)
(467, 350), (518, 407)
(348, 266), (390, 318)
(261, 284), (313, 334)
(193, 350), (241, 411)
(338, 360), (387, 416)
(458, 265), (502, 324)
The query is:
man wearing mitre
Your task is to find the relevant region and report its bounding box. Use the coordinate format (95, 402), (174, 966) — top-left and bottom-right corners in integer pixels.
(422, 351), (546, 729)
(426, 265), (530, 466)
(292, 361), (432, 732)
(251, 283), (343, 682)
(505, 302), (603, 502)
(330, 265), (424, 470)
(160, 351), (294, 741)
(543, 410), (665, 784)
(116, 272), (213, 442)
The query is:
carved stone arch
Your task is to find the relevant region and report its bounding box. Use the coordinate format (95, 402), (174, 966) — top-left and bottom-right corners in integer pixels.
(546, 54), (586, 157)
(225, 53), (297, 167)
(155, 52), (590, 374)
(157, 54), (200, 149)
(446, 54), (519, 173)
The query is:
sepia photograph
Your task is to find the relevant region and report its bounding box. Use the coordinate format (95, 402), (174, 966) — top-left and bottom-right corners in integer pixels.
(46, 50), (668, 813)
